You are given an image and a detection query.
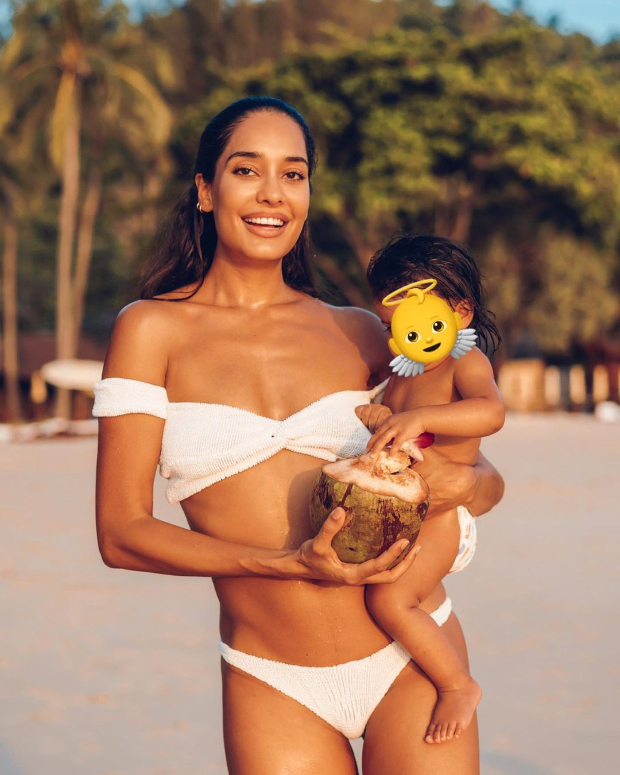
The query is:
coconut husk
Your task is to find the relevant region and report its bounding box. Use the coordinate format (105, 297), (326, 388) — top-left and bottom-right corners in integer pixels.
(309, 449), (429, 565)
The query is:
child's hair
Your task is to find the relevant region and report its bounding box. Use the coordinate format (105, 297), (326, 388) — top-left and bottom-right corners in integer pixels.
(367, 234), (501, 357)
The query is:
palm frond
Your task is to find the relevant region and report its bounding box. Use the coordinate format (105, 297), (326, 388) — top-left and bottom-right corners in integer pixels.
(108, 62), (172, 146)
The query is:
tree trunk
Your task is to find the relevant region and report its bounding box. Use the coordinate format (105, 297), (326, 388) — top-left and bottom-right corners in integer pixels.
(55, 80), (81, 418)
(343, 222), (375, 270)
(434, 177), (476, 243)
(73, 163), (101, 353)
(314, 250), (369, 308)
(451, 181), (475, 244)
(2, 197), (21, 421)
(434, 178), (452, 237)
(142, 169), (163, 237)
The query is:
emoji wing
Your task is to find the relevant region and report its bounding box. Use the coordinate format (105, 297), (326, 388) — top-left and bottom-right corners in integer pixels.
(389, 354), (426, 378)
(450, 328), (477, 359)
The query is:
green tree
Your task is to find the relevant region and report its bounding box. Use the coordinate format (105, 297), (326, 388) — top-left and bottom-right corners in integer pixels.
(9, 0), (173, 416)
(524, 232), (619, 352)
(0, 11), (44, 421)
(187, 19), (620, 348)
(4, 0), (619, 367)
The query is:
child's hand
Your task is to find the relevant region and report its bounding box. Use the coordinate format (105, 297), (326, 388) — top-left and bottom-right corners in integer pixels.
(366, 409), (428, 460)
(355, 404), (393, 433)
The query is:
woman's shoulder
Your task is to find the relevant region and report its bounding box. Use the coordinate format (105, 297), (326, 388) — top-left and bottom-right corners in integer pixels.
(321, 303), (391, 375)
(320, 302), (381, 332)
(112, 298), (178, 345)
(102, 299), (175, 383)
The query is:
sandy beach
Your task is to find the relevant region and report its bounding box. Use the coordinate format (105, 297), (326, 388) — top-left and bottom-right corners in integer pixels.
(1, 413), (618, 774)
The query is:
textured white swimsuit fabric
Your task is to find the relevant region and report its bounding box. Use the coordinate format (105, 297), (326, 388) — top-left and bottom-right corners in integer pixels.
(92, 377), (389, 503)
(450, 505), (478, 574)
(92, 375), (477, 571)
(219, 597), (454, 739)
(93, 377), (477, 573)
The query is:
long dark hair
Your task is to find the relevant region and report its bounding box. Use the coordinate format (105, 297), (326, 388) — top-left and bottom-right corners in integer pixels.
(140, 97), (318, 300)
(367, 234), (502, 356)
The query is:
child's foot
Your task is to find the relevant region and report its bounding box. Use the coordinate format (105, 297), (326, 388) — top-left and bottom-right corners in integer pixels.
(424, 677), (482, 744)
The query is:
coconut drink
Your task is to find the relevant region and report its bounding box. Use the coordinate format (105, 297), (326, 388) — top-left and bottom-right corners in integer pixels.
(309, 446), (430, 566)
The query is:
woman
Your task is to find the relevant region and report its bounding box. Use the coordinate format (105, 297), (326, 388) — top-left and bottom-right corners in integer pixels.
(94, 97), (503, 774)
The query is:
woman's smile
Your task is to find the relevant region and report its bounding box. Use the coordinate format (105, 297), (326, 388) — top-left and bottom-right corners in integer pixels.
(241, 211), (290, 238)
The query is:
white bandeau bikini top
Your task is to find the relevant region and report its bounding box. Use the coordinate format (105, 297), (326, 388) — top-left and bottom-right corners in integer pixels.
(92, 377), (388, 504)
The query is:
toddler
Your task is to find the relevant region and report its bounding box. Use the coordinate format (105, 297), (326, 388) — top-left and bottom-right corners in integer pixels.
(355, 234), (504, 744)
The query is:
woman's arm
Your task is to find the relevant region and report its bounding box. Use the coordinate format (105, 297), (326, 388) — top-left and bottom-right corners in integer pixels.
(98, 487), (416, 585)
(465, 450), (505, 516)
(413, 447), (504, 518)
(96, 302), (416, 586)
(97, 415), (415, 585)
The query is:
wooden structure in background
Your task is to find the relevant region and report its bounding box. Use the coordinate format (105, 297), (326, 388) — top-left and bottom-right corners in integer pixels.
(498, 359), (619, 412)
(0, 333), (106, 422)
(498, 359), (547, 412)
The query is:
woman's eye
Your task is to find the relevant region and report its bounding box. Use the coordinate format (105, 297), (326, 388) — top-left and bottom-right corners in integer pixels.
(432, 320), (446, 332)
(234, 167), (256, 176)
(285, 171), (306, 180)
(406, 331), (420, 343)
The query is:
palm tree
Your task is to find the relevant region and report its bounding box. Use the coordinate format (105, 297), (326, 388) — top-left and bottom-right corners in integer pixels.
(0, 177), (21, 421)
(0, 27), (25, 422)
(9, 0), (173, 417)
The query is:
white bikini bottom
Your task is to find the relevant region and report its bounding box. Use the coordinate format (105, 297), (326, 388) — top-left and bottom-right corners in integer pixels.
(219, 596), (453, 739)
(449, 505), (478, 574)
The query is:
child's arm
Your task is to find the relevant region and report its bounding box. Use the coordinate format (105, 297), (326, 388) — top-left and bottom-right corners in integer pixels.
(366, 349), (504, 456)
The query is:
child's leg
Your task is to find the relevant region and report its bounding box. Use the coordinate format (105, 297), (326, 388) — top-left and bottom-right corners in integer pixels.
(365, 509), (481, 744)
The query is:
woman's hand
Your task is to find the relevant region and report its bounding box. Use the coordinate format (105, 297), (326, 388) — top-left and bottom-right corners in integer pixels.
(413, 446), (503, 517)
(292, 507), (420, 585)
(412, 445), (477, 516)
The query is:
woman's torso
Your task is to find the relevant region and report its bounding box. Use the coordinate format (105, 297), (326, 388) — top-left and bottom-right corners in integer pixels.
(159, 292), (447, 665)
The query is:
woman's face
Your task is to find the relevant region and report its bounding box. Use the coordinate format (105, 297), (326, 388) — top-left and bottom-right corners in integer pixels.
(196, 111), (311, 265)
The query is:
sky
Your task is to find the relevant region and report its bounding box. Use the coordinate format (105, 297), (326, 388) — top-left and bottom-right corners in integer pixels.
(484, 0), (619, 42)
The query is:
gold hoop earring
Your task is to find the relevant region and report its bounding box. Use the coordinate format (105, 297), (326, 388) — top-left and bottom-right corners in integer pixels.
(196, 202), (203, 213)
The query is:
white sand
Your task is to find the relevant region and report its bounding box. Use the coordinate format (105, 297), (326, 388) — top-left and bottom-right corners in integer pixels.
(1, 413), (618, 774)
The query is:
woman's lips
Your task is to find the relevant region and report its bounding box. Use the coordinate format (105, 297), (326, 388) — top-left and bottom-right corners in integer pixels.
(241, 217), (288, 238)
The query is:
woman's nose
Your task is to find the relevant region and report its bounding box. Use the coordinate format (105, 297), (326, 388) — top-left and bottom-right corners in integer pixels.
(257, 173), (284, 204)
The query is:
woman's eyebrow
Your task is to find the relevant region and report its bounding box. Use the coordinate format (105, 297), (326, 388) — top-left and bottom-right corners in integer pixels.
(225, 150), (308, 166)
(226, 151), (260, 164)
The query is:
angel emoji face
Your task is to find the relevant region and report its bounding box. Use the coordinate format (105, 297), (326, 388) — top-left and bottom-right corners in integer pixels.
(382, 279), (477, 378)
(390, 293), (461, 364)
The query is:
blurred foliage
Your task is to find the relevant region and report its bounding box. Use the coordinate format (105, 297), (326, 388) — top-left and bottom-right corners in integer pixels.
(524, 232), (619, 352)
(1, 0), (620, 362)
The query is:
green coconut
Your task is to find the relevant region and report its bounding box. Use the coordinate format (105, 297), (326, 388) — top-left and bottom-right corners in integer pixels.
(309, 448), (429, 565)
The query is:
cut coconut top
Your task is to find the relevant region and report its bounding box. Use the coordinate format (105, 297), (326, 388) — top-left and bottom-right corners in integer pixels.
(322, 450), (429, 504)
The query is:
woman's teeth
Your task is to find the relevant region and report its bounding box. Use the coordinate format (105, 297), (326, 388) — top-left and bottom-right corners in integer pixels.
(244, 217), (285, 227)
